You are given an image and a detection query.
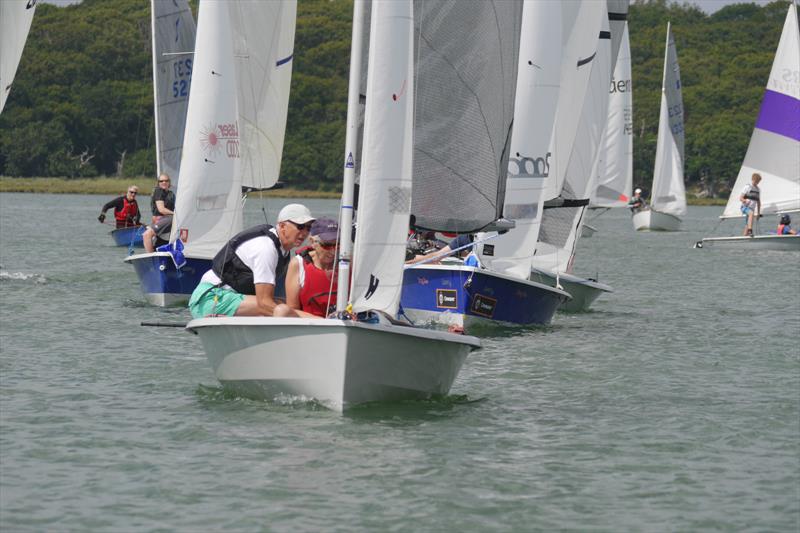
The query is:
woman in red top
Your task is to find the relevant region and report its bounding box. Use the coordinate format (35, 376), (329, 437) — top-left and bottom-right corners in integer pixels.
(284, 217), (339, 318)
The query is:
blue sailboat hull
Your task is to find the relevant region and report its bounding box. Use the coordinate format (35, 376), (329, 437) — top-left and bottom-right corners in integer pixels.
(110, 226), (145, 248)
(124, 252), (210, 307)
(401, 264), (569, 330)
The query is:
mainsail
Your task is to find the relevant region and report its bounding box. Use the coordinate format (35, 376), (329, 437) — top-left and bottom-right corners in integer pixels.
(721, 2), (800, 218)
(534, 2), (611, 274)
(478, 0), (563, 280)
(591, 21), (633, 208)
(151, 0), (196, 188)
(350, 0), (415, 316)
(409, 0), (523, 233)
(0, 0), (36, 114)
(649, 22), (686, 217)
(170, 0), (296, 258)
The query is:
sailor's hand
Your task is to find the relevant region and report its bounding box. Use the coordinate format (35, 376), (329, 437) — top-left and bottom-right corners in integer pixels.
(98, 214), (106, 223)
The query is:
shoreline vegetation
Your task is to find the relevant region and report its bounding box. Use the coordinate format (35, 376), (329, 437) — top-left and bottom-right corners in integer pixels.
(0, 177), (341, 199)
(0, 176), (727, 205)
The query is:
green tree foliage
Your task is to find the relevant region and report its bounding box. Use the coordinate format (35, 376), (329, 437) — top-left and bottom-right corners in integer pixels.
(629, 0), (789, 194)
(0, 0), (790, 194)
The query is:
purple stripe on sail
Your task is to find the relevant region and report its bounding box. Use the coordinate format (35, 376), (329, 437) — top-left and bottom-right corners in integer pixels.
(755, 90), (800, 141)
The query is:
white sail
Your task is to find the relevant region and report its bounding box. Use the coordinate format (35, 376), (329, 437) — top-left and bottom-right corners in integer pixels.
(350, 0), (414, 316)
(479, 0), (562, 280)
(650, 22), (686, 217)
(721, 2), (800, 218)
(542, 0), (606, 202)
(228, 1), (296, 191)
(534, 3), (612, 274)
(151, 0), (196, 187)
(170, 0), (296, 258)
(0, 0), (36, 114)
(607, 0), (629, 74)
(591, 21), (633, 208)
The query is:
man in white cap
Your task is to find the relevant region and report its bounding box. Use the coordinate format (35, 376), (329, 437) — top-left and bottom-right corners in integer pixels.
(628, 187), (647, 213)
(188, 203), (315, 317)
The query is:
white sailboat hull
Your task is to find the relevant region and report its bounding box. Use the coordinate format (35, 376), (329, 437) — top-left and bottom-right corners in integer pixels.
(186, 317), (480, 412)
(529, 268), (613, 312)
(632, 209), (682, 231)
(700, 234), (800, 251)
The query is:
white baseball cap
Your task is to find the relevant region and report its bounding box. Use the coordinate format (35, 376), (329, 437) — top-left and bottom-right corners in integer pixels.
(277, 203), (315, 224)
(634, 188), (642, 194)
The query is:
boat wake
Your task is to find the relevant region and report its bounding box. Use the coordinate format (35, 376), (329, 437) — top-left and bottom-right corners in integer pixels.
(0, 269), (47, 284)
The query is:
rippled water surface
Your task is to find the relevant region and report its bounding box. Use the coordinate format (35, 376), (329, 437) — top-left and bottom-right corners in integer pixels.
(1, 193), (798, 532)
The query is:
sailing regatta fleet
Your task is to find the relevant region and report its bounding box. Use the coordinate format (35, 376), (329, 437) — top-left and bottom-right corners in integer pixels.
(49, 0), (797, 410)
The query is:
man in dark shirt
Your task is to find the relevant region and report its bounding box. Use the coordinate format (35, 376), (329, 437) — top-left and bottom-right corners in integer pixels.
(143, 173), (176, 252)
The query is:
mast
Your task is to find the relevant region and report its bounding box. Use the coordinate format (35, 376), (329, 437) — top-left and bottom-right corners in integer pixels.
(150, 0), (162, 177)
(336, 0), (365, 312)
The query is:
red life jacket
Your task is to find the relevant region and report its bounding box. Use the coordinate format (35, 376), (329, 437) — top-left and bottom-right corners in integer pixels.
(115, 197), (139, 227)
(299, 256), (337, 317)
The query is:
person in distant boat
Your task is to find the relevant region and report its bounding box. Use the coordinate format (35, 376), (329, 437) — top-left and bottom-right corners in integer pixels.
(98, 186), (141, 228)
(628, 188), (647, 213)
(283, 217), (339, 318)
(143, 173), (176, 253)
(739, 172), (762, 236)
(777, 214), (797, 235)
(188, 203), (315, 318)
(406, 233), (475, 265)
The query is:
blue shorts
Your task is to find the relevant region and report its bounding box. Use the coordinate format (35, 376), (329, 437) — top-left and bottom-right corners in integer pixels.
(188, 282), (244, 318)
(741, 205), (753, 215)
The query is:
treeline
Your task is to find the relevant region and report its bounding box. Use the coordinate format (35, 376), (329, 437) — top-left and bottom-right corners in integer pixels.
(0, 0), (790, 195)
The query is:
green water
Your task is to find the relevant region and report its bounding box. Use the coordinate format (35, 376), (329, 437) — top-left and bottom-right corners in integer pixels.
(1, 193), (798, 531)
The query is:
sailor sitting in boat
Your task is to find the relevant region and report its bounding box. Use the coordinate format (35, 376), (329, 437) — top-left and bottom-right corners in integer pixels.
(405, 233), (478, 266)
(188, 204), (315, 318)
(777, 214), (797, 235)
(628, 188), (647, 213)
(739, 172), (762, 236)
(283, 217), (339, 318)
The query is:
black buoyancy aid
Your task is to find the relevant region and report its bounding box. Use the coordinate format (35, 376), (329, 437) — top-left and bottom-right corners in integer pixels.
(115, 197), (139, 225)
(211, 224), (289, 295)
(744, 186), (760, 201)
(151, 188), (176, 216)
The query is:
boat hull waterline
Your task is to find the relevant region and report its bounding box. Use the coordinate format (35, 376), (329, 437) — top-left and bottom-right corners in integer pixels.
(124, 252), (209, 306)
(401, 264), (570, 330)
(699, 234), (800, 251)
(528, 268), (613, 313)
(632, 209), (682, 231)
(186, 317), (481, 412)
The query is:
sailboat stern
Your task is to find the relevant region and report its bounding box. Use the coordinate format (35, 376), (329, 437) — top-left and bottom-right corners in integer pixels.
(124, 252), (209, 307)
(186, 317), (479, 411)
(631, 209), (682, 231)
(401, 264), (570, 329)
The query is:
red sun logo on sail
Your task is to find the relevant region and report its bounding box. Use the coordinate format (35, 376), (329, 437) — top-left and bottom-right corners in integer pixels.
(200, 122), (239, 159)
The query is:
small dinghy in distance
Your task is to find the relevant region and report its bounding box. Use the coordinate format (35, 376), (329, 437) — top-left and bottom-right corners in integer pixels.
(632, 22), (686, 232)
(698, 3), (800, 252)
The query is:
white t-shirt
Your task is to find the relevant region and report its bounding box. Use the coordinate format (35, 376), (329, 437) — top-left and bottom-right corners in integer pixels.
(200, 228), (288, 288)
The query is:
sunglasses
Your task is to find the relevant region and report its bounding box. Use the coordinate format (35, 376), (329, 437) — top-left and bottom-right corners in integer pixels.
(289, 221), (312, 231)
(158, 180), (170, 184)
(317, 242), (337, 250)
(128, 191), (137, 195)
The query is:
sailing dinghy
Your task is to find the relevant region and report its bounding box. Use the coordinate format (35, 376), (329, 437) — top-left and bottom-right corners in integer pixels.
(187, 0), (480, 412)
(528, 1), (616, 312)
(401, 0), (569, 331)
(126, 0), (295, 305)
(699, 2), (800, 251)
(632, 22), (686, 231)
